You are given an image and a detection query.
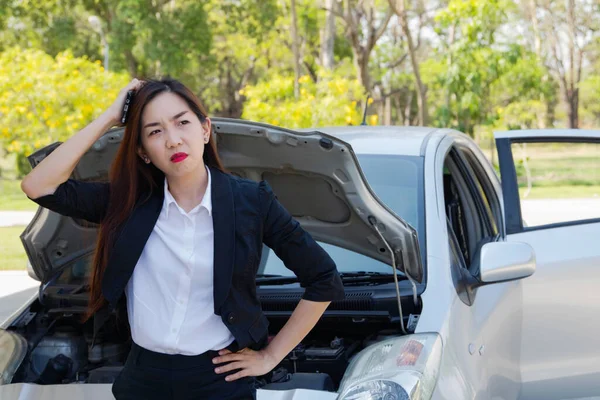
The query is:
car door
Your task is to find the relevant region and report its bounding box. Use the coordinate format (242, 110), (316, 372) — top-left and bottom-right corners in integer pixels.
(495, 130), (600, 400)
(447, 136), (525, 400)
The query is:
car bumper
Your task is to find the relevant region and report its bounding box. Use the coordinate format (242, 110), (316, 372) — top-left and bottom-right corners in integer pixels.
(0, 384), (339, 399)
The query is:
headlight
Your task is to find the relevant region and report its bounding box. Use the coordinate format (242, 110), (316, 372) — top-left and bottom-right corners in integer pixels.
(0, 329), (27, 385)
(337, 333), (442, 400)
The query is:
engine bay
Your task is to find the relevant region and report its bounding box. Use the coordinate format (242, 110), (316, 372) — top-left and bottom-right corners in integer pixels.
(6, 281), (422, 392)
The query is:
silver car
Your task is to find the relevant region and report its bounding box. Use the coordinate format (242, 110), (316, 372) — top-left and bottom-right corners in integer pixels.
(2, 120), (599, 400)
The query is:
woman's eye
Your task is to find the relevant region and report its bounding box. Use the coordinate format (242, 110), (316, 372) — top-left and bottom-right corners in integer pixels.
(149, 129), (160, 135)
(179, 120), (190, 125)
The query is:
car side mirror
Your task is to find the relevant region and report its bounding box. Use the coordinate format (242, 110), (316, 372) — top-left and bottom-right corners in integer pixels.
(479, 241), (536, 284)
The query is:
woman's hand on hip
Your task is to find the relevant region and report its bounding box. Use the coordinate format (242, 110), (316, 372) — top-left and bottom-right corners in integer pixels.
(212, 347), (279, 381)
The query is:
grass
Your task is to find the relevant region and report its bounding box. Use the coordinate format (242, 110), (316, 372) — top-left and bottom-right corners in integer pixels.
(0, 140), (597, 211)
(0, 179), (37, 211)
(513, 142), (600, 199)
(0, 225), (28, 270)
(520, 185), (600, 199)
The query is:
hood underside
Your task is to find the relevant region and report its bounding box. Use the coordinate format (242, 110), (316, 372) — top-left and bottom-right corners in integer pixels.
(212, 118), (422, 282)
(22, 119), (422, 283)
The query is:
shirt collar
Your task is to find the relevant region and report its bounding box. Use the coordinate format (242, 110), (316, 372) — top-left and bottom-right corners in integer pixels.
(163, 165), (212, 218)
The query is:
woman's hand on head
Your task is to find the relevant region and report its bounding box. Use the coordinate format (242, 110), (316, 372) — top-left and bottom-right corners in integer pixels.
(107, 78), (145, 126)
(212, 347), (279, 382)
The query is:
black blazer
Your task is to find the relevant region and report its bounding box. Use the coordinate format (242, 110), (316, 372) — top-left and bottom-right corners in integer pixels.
(27, 166), (345, 351)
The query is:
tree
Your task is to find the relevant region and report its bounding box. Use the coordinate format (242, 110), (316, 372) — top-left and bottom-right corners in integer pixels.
(241, 70), (366, 128)
(290, 0), (301, 98)
(525, 0), (600, 128)
(389, 0), (428, 125)
(580, 73), (600, 126)
(1, 0), (213, 79)
(197, 0), (281, 117)
(320, 0), (336, 70)
(433, 0), (516, 135)
(490, 50), (556, 129)
(333, 0), (393, 93)
(83, 0), (212, 77)
(0, 0), (97, 57)
(0, 47), (129, 176)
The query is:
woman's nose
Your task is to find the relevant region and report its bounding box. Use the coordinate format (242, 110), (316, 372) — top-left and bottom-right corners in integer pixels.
(164, 128), (183, 147)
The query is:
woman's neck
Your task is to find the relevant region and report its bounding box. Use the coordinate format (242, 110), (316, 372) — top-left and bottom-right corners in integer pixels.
(165, 165), (209, 212)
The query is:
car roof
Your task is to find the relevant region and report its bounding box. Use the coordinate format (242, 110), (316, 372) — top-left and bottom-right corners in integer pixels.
(299, 126), (442, 156)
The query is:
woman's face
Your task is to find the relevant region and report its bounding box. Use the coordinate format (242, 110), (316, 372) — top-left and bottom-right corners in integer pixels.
(137, 91), (211, 177)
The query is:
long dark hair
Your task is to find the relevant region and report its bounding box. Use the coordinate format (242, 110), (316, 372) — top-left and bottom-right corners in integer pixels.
(83, 78), (225, 322)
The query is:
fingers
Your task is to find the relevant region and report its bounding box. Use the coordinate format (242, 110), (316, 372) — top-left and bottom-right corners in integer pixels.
(124, 78), (145, 93)
(212, 352), (247, 365)
(218, 349), (232, 356)
(225, 369), (250, 382)
(215, 361), (246, 375)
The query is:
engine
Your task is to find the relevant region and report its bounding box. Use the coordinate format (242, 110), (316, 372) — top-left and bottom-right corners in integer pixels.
(7, 284), (421, 392)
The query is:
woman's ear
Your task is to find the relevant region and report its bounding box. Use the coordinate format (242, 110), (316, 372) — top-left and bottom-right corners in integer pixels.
(137, 147), (150, 163)
(202, 117), (212, 143)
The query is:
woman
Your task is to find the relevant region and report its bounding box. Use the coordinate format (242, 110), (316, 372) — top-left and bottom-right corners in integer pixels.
(21, 78), (345, 399)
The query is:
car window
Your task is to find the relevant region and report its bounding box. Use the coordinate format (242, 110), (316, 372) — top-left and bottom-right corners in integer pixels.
(461, 149), (501, 237)
(57, 155), (425, 282)
(260, 154), (425, 276)
(444, 148), (495, 272)
(259, 241), (393, 276)
(510, 141), (600, 228)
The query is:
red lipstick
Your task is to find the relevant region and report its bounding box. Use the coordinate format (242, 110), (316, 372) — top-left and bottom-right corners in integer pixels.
(170, 152), (188, 163)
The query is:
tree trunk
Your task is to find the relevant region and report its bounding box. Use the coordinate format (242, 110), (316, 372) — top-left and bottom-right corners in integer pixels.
(404, 91), (413, 126)
(320, 0), (336, 70)
(445, 24), (455, 127)
(290, 0), (301, 99)
(527, 0), (542, 59)
(353, 51), (371, 93)
(389, 0), (427, 126)
(339, 1), (391, 96)
(567, 88), (579, 129)
(125, 49), (138, 77)
(384, 96), (391, 125)
(566, 0), (579, 128)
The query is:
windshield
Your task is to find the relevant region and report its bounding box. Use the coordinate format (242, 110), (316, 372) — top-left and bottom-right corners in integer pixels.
(258, 154), (425, 276)
(55, 154), (425, 284)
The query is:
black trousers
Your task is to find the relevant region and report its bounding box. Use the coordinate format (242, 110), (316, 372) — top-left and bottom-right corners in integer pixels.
(112, 341), (257, 400)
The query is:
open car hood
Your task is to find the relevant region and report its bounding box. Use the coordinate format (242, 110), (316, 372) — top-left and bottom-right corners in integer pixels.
(22, 118), (423, 284)
(21, 132), (122, 284)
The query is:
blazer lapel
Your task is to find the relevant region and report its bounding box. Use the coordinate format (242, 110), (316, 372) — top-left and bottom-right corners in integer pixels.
(101, 188), (163, 308)
(210, 166), (235, 314)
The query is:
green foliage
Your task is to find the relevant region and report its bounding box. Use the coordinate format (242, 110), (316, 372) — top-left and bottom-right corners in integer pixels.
(490, 50), (556, 130)
(581, 74), (600, 126)
(1, 0), (598, 144)
(241, 70), (366, 128)
(431, 0), (554, 136)
(104, 0), (212, 78)
(0, 47), (129, 176)
(193, 0), (283, 114)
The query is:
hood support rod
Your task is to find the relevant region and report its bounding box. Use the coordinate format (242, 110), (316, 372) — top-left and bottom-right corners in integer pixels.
(369, 216), (419, 334)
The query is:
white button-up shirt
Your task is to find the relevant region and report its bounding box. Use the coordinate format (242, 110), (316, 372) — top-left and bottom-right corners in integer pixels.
(125, 166), (235, 355)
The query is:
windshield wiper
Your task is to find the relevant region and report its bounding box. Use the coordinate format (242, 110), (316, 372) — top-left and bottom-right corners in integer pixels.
(339, 271), (393, 278)
(255, 275), (298, 285)
(255, 271), (403, 286)
(339, 271), (401, 286)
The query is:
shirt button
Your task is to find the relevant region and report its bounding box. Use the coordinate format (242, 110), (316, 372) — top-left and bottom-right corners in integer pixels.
(171, 328), (176, 333)
(227, 312), (236, 324)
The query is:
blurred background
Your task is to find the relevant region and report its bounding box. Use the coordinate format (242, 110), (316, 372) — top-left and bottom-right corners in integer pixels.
(0, 0), (599, 272)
